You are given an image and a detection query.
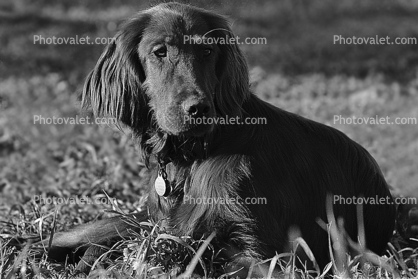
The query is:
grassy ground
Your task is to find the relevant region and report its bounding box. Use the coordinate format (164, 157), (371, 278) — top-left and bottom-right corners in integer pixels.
(1, 0), (418, 277)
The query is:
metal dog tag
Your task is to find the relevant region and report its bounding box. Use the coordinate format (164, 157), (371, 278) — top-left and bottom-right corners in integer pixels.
(155, 174), (171, 197)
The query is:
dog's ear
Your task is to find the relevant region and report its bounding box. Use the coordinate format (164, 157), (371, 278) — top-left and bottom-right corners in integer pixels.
(203, 12), (250, 117)
(82, 13), (151, 132)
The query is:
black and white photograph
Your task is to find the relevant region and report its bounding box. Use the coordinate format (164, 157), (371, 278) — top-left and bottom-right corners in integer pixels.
(0, 0), (417, 278)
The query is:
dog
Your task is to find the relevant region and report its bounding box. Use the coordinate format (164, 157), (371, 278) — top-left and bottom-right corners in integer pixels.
(44, 2), (396, 276)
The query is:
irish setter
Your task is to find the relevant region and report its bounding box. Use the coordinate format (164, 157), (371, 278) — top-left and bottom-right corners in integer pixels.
(44, 2), (396, 276)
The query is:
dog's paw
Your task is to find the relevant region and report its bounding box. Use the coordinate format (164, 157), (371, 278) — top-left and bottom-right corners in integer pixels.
(397, 201), (418, 248)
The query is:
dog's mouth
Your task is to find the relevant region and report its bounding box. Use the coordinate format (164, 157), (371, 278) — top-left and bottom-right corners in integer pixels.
(161, 121), (214, 137)
(159, 107), (216, 137)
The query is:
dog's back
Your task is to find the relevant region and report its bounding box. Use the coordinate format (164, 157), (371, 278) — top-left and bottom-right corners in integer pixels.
(234, 95), (395, 267)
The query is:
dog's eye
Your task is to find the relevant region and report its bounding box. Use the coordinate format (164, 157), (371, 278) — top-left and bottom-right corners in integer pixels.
(203, 48), (212, 57)
(154, 46), (167, 58)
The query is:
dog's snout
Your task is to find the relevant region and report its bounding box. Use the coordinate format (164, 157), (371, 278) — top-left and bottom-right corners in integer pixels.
(184, 101), (211, 117)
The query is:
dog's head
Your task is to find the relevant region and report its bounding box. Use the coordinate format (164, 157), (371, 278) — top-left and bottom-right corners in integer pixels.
(82, 2), (249, 138)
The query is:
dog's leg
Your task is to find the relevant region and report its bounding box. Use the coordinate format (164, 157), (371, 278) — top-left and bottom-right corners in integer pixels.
(38, 211), (149, 273)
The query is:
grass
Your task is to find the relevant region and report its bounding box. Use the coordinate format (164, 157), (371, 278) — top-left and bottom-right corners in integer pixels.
(1, 0), (418, 278)
(1, 203), (417, 278)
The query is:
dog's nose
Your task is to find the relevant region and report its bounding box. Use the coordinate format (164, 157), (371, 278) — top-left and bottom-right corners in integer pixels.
(184, 101), (211, 117)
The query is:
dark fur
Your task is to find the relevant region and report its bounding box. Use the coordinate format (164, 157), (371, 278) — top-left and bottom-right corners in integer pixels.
(396, 200), (418, 248)
(45, 2), (396, 275)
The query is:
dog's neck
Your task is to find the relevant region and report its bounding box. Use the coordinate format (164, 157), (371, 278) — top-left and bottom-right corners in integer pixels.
(139, 129), (213, 167)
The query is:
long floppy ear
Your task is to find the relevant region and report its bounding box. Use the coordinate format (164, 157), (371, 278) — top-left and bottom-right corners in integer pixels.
(81, 13), (151, 132)
(202, 12), (250, 117)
